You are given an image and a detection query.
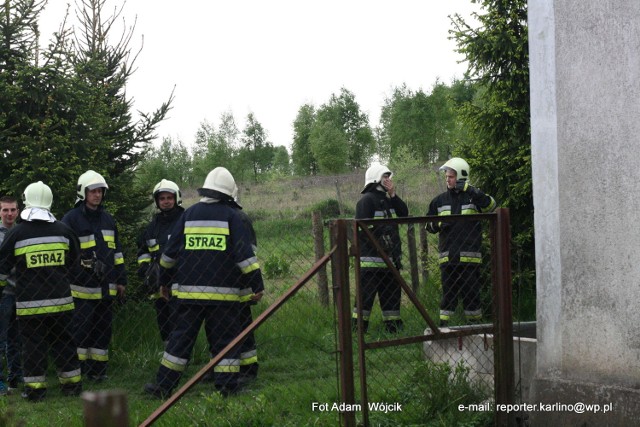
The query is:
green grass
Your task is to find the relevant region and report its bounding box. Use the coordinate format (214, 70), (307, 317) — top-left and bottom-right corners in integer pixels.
(0, 175), (504, 426)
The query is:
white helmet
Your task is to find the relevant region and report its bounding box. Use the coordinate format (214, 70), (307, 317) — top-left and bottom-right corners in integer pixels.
(76, 170), (108, 204)
(153, 179), (182, 207)
(200, 167), (236, 198)
(361, 164), (392, 194)
(23, 181), (53, 210)
(439, 157), (470, 181)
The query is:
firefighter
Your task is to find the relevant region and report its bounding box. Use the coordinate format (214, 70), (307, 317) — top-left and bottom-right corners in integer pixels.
(227, 186), (259, 383)
(137, 179), (184, 347)
(426, 157), (497, 326)
(144, 167), (264, 398)
(0, 182), (82, 401)
(61, 170), (127, 381)
(202, 186), (259, 384)
(352, 164), (409, 334)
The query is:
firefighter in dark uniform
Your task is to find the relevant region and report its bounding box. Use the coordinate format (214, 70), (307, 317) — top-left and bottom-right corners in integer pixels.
(352, 164), (409, 333)
(203, 186), (259, 384)
(229, 186), (259, 383)
(61, 170), (127, 381)
(426, 157), (497, 326)
(137, 179), (184, 347)
(0, 182), (82, 401)
(144, 167), (265, 398)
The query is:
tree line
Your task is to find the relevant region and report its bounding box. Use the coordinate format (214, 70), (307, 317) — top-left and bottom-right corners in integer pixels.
(0, 0), (533, 312)
(136, 81), (474, 188)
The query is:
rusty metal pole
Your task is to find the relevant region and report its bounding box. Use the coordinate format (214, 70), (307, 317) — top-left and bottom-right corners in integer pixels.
(419, 224), (429, 285)
(333, 219), (356, 427)
(492, 208), (515, 427)
(407, 223), (419, 293)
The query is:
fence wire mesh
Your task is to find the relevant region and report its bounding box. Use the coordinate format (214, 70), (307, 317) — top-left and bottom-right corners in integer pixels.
(346, 213), (509, 426)
(0, 203), (510, 426)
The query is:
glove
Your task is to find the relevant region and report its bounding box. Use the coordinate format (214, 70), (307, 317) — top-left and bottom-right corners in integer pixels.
(455, 180), (480, 197)
(143, 262), (161, 294)
(455, 179), (469, 192)
(93, 259), (108, 279)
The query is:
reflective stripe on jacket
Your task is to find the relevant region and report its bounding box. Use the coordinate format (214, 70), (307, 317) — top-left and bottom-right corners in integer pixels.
(0, 220), (80, 315)
(426, 187), (496, 265)
(160, 201), (264, 304)
(61, 204), (127, 299)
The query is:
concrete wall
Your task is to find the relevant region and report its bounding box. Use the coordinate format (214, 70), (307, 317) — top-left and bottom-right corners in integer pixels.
(529, 0), (640, 423)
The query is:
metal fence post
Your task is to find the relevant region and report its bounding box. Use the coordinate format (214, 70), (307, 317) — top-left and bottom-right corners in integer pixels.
(492, 208), (515, 427)
(419, 224), (429, 285)
(406, 223), (420, 293)
(332, 219), (356, 427)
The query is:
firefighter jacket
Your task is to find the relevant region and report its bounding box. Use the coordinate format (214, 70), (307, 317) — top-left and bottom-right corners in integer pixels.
(356, 188), (409, 269)
(61, 204), (127, 299)
(0, 220), (81, 316)
(136, 206), (184, 297)
(425, 186), (497, 265)
(221, 199), (257, 250)
(159, 201), (264, 304)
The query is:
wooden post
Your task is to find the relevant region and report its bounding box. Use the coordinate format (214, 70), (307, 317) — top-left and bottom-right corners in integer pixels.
(406, 223), (419, 293)
(82, 390), (129, 427)
(312, 211), (329, 306)
(334, 179), (343, 216)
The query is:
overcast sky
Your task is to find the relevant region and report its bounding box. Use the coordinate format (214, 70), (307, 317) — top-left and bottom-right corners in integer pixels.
(40, 0), (480, 150)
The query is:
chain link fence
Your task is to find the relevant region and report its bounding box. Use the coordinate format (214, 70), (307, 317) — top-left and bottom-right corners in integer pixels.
(0, 202), (512, 426)
(343, 211), (513, 426)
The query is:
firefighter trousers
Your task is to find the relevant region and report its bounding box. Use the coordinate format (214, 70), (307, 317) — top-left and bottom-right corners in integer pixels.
(155, 297), (177, 344)
(238, 303), (258, 380)
(156, 302), (242, 392)
(352, 269), (402, 330)
(440, 264), (482, 321)
(19, 311), (81, 391)
(72, 298), (113, 377)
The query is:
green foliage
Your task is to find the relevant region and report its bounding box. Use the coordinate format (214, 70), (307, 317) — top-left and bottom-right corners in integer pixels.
(376, 360), (493, 427)
(318, 87), (375, 170)
(379, 81), (467, 165)
(309, 120), (348, 174)
(308, 198), (343, 218)
(263, 254), (291, 279)
(242, 112), (274, 182)
(135, 136), (193, 189)
(271, 145), (291, 175)
(293, 88), (375, 175)
(335, 88), (376, 170)
(190, 119), (236, 187)
(291, 104), (318, 176)
(389, 146), (435, 191)
(450, 0), (534, 294)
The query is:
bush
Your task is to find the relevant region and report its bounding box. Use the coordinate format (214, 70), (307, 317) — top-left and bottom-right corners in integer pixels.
(307, 198), (343, 218)
(263, 254), (291, 279)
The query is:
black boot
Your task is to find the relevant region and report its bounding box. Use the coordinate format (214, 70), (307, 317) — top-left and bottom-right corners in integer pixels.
(144, 383), (172, 399)
(22, 387), (47, 402)
(61, 382), (83, 397)
(384, 319), (403, 334)
(351, 319), (369, 333)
